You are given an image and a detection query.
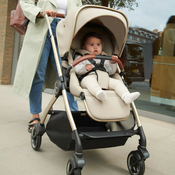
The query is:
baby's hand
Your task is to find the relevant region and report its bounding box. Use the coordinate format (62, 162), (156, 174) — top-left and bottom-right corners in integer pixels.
(85, 64), (93, 71)
(110, 55), (118, 64)
(110, 60), (117, 64)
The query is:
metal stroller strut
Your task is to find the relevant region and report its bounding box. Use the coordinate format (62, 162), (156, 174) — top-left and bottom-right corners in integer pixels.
(37, 14), (84, 161)
(39, 14), (85, 171)
(42, 14), (77, 131)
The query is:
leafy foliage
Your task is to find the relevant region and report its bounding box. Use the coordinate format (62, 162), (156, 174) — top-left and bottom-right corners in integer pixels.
(82, 0), (138, 10)
(82, 0), (102, 6)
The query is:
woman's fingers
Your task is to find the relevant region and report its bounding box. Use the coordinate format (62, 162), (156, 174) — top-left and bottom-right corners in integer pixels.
(46, 9), (57, 17)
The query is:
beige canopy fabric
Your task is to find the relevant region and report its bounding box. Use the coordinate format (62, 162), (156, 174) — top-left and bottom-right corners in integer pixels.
(56, 5), (129, 59)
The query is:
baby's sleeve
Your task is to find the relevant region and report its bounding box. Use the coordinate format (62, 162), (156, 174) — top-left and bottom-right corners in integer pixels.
(74, 55), (89, 75)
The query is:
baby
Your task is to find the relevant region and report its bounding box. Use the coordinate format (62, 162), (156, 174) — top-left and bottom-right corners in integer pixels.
(74, 32), (140, 104)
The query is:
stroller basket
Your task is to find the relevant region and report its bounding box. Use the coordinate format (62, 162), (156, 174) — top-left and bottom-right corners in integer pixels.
(46, 110), (136, 151)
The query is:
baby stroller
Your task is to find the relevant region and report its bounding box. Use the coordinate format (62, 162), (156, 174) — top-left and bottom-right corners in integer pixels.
(31, 5), (150, 175)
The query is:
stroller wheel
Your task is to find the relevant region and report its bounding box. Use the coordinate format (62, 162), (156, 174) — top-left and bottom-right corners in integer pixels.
(66, 159), (81, 175)
(73, 169), (81, 175)
(127, 151), (145, 175)
(31, 125), (42, 151)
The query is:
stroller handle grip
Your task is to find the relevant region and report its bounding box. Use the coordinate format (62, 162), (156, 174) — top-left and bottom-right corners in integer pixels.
(71, 54), (124, 71)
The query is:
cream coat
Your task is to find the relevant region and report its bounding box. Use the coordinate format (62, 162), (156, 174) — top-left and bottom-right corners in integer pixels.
(13, 0), (82, 99)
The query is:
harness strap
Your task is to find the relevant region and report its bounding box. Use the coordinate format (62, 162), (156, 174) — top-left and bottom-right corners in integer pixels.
(78, 59), (107, 82)
(78, 67), (97, 82)
(89, 59), (107, 72)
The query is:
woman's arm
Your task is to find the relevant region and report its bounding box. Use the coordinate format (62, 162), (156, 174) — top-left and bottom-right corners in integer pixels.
(20, 0), (42, 23)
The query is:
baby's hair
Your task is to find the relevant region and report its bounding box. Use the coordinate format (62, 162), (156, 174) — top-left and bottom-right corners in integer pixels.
(82, 32), (101, 47)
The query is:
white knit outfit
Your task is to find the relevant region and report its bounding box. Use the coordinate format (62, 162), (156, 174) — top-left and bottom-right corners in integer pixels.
(75, 53), (140, 103)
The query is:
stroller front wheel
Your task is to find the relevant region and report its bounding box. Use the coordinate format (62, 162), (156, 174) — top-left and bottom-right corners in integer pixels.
(127, 151), (145, 175)
(31, 125), (42, 151)
(73, 169), (81, 175)
(66, 159), (82, 175)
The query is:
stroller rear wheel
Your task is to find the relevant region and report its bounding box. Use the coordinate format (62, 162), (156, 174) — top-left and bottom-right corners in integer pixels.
(127, 151), (145, 175)
(31, 124), (42, 151)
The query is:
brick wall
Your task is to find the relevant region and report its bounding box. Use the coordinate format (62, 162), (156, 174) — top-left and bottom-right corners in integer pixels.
(0, 0), (16, 84)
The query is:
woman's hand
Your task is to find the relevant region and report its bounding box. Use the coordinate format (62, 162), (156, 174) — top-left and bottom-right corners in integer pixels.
(46, 9), (57, 17)
(37, 9), (58, 18)
(85, 64), (94, 71)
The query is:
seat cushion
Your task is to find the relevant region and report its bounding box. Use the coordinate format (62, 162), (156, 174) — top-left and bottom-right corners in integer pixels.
(82, 89), (130, 122)
(69, 70), (130, 122)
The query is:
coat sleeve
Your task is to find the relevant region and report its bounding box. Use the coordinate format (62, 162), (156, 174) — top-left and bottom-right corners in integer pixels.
(77, 0), (82, 6)
(20, 0), (42, 24)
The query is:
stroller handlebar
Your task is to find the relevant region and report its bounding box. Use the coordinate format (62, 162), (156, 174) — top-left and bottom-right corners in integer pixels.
(72, 54), (96, 67)
(111, 55), (124, 71)
(67, 54), (124, 75)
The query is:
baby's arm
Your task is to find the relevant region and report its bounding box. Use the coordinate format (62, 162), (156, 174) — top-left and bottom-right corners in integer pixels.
(85, 64), (94, 71)
(105, 56), (118, 75)
(74, 56), (94, 75)
(109, 55), (118, 64)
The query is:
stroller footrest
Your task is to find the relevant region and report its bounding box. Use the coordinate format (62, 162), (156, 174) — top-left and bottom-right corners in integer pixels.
(75, 130), (136, 150)
(79, 129), (135, 139)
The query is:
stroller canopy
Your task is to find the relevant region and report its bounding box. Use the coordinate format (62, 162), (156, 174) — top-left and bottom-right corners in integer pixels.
(56, 5), (129, 58)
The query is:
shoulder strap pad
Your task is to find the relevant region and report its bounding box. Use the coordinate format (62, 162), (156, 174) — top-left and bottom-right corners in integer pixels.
(74, 49), (91, 56)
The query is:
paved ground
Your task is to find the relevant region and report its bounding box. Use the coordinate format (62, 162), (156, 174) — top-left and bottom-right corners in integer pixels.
(0, 85), (175, 175)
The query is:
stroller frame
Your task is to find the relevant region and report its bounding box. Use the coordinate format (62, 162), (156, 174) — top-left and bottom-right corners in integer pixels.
(31, 7), (149, 175)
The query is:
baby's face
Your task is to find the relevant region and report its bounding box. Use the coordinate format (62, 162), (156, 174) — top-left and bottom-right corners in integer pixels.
(83, 36), (102, 55)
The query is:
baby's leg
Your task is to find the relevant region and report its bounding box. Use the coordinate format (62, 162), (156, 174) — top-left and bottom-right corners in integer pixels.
(81, 75), (107, 101)
(109, 78), (140, 104)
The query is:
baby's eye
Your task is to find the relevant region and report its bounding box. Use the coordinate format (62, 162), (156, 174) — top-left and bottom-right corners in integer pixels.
(97, 44), (101, 46)
(90, 44), (93, 46)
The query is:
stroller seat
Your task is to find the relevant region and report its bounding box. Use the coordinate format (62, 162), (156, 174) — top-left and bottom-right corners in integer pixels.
(69, 67), (130, 122)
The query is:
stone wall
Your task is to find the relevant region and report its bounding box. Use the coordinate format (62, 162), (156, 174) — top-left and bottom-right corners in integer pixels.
(0, 0), (16, 84)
